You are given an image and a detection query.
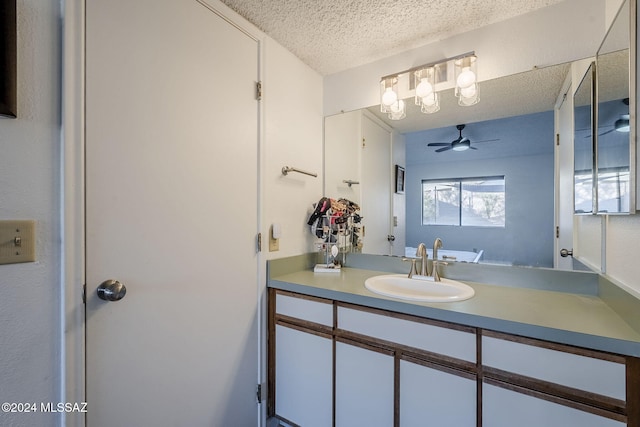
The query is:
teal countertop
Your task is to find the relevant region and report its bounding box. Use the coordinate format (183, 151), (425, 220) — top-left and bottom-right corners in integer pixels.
(268, 254), (640, 357)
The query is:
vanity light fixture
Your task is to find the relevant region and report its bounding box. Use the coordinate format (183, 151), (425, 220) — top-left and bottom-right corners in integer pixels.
(388, 99), (406, 120)
(414, 66), (440, 114)
(380, 77), (399, 114)
(454, 54), (479, 106)
(379, 52), (479, 121)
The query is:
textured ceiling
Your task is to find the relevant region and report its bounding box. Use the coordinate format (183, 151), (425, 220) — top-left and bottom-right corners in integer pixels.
(219, 0), (566, 75)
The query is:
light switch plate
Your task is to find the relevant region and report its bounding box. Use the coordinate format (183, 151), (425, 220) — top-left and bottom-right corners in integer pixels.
(0, 220), (36, 264)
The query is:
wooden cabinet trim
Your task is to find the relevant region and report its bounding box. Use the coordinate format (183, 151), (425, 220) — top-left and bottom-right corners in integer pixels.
(267, 288), (276, 417)
(335, 334), (396, 357)
(484, 377), (627, 423)
(275, 288), (333, 306)
(626, 357), (640, 426)
(275, 317), (333, 339)
(483, 365), (626, 416)
(335, 328), (477, 373)
(482, 329), (626, 364)
(401, 353), (477, 381)
(336, 300), (476, 334)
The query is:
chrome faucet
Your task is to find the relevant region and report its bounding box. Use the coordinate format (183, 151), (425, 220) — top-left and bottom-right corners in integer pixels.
(416, 243), (429, 276)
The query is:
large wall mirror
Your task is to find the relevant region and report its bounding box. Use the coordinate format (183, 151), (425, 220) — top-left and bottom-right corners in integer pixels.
(323, 0), (636, 268)
(595, 0), (635, 214)
(325, 64), (572, 268)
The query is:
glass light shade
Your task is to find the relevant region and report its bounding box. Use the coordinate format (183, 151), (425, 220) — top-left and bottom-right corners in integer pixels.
(456, 67), (476, 89)
(388, 99), (406, 120)
(414, 67), (439, 114)
(454, 55), (478, 99)
(460, 84), (477, 98)
(421, 92), (440, 114)
(416, 78), (433, 98)
(380, 78), (399, 113)
(458, 83), (479, 106)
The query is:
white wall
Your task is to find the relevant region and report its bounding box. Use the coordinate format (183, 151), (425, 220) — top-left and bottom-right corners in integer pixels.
(0, 1), (62, 426)
(262, 38), (323, 260)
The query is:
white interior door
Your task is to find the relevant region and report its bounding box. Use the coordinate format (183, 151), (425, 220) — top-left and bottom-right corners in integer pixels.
(555, 77), (575, 270)
(85, 1), (260, 425)
(360, 114), (393, 255)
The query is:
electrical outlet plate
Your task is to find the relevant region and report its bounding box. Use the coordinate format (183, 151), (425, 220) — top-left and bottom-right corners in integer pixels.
(269, 235), (279, 252)
(0, 220), (36, 264)
(269, 225), (280, 252)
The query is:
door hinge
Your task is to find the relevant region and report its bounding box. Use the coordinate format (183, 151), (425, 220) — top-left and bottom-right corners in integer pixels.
(256, 81), (262, 101)
(257, 233), (262, 252)
(556, 134), (560, 146)
(256, 383), (263, 403)
(82, 284), (86, 304)
(556, 226), (560, 238)
(362, 137), (366, 148)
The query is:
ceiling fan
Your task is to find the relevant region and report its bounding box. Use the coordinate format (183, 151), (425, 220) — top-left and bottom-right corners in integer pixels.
(583, 98), (630, 138)
(599, 98), (630, 136)
(427, 124), (499, 152)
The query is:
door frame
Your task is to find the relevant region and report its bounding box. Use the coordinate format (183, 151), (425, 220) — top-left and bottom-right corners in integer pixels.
(61, 1), (266, 426)
(553, 69), (574, 270)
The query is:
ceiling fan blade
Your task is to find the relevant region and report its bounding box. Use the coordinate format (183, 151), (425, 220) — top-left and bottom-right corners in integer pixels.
(435, 146), (452, 153)
(598, 129), (616, 136)
(427, 142), (451, 147)
(472, 138), (500, 143)
(469, 146), (478, 150)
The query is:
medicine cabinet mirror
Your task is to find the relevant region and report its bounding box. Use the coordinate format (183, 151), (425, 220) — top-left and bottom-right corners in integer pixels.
(595, 0), (636, 214)
(574, 62), (596, 214)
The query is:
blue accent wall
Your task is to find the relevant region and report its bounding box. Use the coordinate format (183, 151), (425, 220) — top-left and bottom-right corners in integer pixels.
(405, 111), (555, 267)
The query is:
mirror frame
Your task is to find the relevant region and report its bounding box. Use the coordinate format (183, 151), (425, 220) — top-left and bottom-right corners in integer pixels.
(594, 0), (637, 214)
(573, 62), (597, 215)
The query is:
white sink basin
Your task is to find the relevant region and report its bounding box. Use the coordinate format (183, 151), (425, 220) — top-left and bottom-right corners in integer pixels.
(364, 274), (475, 302)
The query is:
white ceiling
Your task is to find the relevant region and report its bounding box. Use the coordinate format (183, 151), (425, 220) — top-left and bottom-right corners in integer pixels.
(218, 0), (567, 76)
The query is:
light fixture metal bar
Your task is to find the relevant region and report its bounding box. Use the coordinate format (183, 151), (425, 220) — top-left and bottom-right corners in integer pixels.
(380, 51), (476, 82)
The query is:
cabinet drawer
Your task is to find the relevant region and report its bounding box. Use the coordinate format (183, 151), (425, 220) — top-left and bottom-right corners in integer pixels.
(337, 305), (476, 362)
(483, 382), (625, 427)
(482, 333), (626, 400)
(275, 292), (333, 326)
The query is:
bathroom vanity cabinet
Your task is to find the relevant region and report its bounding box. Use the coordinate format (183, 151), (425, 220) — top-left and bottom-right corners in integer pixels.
(268, 288), (640, 427)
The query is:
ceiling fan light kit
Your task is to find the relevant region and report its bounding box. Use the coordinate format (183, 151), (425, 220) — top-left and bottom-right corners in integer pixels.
(380, 52), (479, 121)
(428, 124), (499, 153)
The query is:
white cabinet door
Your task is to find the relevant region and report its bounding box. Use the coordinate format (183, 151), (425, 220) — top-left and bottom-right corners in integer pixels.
(275, 325), (333, 427)
(335, 341), (394, 427)
(483, 383), (625, 427)
(400, 359), (476, 426)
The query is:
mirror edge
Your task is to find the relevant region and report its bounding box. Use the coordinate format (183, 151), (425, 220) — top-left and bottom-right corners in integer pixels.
(632, 0), (638, 213)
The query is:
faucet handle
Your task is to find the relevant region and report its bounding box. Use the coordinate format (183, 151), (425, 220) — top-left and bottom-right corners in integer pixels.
(402, 257), (418, 278)
(432, 260), (449, 282)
